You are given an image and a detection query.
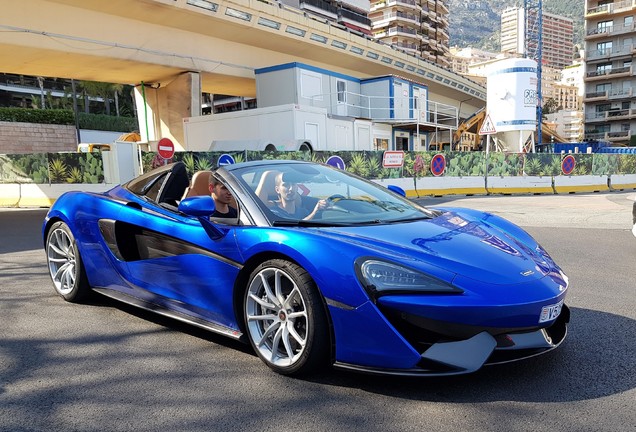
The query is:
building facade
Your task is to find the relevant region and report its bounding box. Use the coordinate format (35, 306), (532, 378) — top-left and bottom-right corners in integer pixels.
(584, 0), (636, 145)
(280, 0), (372, 34)
(369, 0), (450, 67)
(500, 6), (574, 69)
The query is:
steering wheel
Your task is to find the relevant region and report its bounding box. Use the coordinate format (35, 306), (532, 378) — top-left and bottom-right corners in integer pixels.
(327, 194), (346, 203)
(325, 194), (350, 213)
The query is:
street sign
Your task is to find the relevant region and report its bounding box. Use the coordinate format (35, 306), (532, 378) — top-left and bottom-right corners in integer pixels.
(382, 151), (404, 168)
(326, 155), (346, 170)
(217, 153), (235, 166)
(479, 114), (497, 135)
(430, 153), (446, 177)
(561, 154), (576, 175)
(157, 138), (175, 159)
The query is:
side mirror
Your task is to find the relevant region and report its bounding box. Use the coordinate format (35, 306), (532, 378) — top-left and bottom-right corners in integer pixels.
(178, 196), (216, 216)
(178, 196), (228, 240)
(387, 185), (406, 197)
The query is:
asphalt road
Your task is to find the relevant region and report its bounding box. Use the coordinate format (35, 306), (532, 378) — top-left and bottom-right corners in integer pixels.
(1, 192), (635, 432)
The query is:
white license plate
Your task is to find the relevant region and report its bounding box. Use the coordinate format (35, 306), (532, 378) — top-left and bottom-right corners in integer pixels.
(539, 300), (564, 323)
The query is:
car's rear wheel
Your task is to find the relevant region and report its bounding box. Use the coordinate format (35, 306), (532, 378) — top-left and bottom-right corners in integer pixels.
(46, 221), (90, 302)
(244, 259), (329, 375)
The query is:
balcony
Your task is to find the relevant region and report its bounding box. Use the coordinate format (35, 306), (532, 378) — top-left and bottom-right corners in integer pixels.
(583, 90), (607, 101)
(587, 45), (633, 61)
(300, 0), (338, 19)
(586, 66), (632, 80)
(586, 109), (636, 123)
(372, 11), (420, 27)
(386, 25), (417, 37)
(587, 0), (636, 17)
(339, 8), (372, 27)
(584, 130), (632, 143)
(607, 130), (632, 143)
(585, 3), (611, 17)
(609, 87), (633, 100)
(371, 0), (421, 12)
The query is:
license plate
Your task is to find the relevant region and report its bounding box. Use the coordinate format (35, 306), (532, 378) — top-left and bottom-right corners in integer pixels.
(539, 300), (564, 323)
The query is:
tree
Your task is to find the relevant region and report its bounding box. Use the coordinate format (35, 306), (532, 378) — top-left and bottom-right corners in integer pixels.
(80, 81), (123, 115)
(542, 97), (561, 116)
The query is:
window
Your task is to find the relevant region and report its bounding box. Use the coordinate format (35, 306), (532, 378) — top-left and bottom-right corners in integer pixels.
(625, 16), (634, 28)
(597, 20), (613, 33)
(596, 63), (612, 74)
(596, 83), (611, 92)
(597, 41), (612, 55)
(337, 80), (346, 104)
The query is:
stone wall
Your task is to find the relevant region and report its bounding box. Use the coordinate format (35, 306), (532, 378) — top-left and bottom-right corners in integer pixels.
(0, 121), (77, 154)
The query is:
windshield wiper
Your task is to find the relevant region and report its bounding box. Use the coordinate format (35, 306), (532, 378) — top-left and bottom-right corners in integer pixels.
(272, 220), (350, 227)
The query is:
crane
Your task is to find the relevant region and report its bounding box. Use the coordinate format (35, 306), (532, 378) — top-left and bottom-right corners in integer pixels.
(524, 0), (543, 146)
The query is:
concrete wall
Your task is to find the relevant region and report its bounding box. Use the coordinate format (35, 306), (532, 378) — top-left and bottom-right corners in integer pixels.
(0, 121), (77, 154)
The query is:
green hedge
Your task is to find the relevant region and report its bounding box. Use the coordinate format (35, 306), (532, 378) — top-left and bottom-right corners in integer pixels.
(0, 107), (137, 132)
(0, 107), (74, 124)
(78, 113), (137, 132)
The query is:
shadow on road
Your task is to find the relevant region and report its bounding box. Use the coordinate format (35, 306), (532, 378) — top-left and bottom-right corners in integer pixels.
(305, 307), (635, 403)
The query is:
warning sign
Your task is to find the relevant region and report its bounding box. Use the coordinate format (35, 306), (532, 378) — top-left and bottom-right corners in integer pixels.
(479, 114), (497, 135)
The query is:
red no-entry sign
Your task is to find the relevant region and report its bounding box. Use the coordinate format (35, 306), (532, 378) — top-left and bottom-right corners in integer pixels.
(157, 138), (175, 159)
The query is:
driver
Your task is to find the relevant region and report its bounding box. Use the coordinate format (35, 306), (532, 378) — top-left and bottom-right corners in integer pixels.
(271, 172), (326, 220)
(209, 175), (238, 219)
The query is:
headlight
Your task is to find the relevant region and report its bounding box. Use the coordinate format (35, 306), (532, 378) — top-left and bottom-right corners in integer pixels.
(356, 259), (462, 296)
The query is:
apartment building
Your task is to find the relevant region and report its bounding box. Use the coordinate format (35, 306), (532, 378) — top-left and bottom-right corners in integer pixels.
(368, 0), (450, 67)
(501, 6), (574, 69)
(584, 0), (636, 145)
(280, 0), (372, 34)
(449, 47), (500, 75)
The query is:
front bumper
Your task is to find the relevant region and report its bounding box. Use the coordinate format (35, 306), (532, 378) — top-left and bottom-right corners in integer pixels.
(334, 304), (569, 376)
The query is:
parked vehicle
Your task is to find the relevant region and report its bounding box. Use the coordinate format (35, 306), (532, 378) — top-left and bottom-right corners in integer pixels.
(43, 160), (570, 376)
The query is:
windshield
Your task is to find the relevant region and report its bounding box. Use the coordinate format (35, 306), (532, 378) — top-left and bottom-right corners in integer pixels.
(230, 162), (434, 226)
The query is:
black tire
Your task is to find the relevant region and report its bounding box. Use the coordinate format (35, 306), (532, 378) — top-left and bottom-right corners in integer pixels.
(45, 221), (91, 302)
(244, 259), (329, 375)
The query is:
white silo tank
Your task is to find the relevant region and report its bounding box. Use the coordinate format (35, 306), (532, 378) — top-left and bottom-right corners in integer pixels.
(486, 58), (538, 152)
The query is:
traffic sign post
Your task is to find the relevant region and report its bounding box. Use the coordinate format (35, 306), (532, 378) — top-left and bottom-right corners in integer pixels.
(217, 153), (235, 167)
(561, 154), (576, 176)
(479, 114), (496, 135)
(430, 153), (446, 177)
(157, 138), (175, 161)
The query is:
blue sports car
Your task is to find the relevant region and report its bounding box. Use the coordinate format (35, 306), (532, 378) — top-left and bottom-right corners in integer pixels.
(43, 160), (569, 376)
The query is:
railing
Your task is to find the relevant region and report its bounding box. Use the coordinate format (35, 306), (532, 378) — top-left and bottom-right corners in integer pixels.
(587, 45), (634, 60)
(300, 0), (338, 15)
(584, 91), (608, 100)
(387, 26), (417, 36)
(586, 66), (632, 78)
(308, 90), (458, 128)
(586, 109), (636, 122)
(339, 8), (371, 26)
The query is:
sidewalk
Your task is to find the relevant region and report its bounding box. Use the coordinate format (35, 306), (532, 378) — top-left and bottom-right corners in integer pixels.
(415, 191), (636, 230)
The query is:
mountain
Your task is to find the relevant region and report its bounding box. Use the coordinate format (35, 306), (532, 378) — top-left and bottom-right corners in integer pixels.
(448, 0), (585, 51)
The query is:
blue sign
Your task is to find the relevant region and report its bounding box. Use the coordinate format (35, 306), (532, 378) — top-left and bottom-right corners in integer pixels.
(326, 155), (346, 170)
(217, 153), (235, 167)
(430, 154), (446, 177)
(561, 155), (576, 175)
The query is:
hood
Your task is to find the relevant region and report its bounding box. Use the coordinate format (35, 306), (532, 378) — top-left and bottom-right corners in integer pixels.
(317, 210), (553, 286)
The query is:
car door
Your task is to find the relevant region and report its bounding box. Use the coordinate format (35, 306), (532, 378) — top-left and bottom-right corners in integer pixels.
(112, 163), (245, 332)
(116, 202), (244, 332)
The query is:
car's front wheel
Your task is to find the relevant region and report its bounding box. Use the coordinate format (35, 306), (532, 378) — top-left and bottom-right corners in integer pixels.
(46, 221), (90, 302)
(244, 259), (329, 375)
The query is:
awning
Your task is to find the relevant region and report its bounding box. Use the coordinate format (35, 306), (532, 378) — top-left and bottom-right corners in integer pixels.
(343, 22), (372, 36)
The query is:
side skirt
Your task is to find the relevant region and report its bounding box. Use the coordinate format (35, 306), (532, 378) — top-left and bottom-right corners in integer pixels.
(92, 287), (244, 341)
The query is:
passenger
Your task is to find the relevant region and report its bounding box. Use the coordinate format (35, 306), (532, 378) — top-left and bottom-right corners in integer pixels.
(271, 172), (326, 220)
(209, 175), (238, 219)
